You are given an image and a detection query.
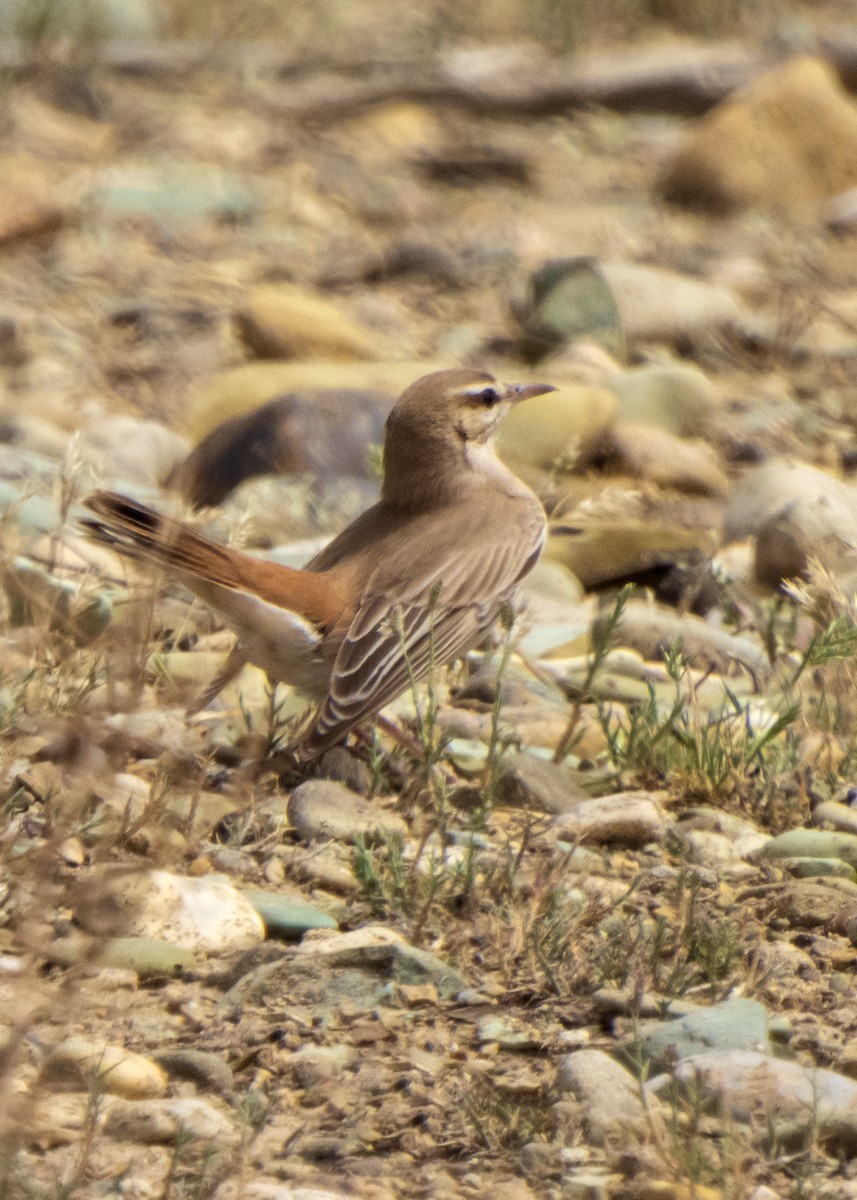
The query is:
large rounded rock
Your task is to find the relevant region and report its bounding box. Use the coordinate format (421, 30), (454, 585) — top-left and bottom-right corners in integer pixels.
(184, 361), (448, 439)
(661, 57), (857, 215)
(725, 458), (857, 586)
(169, 389), (389, 508)
(596, 421), (729, 497)
(600, 261), (747, 347)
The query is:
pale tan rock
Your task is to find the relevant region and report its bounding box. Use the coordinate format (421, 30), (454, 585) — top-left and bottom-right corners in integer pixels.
(609, 361), (718, 437)
(601, 421), (729, 497)
(0, 155), (64, 246)
(41, 1038), (168, 1099)
(546, 519), (716, 591)
(293, 925), (406, 963)
(496, 383), (616, 486)
(235, 284), (384, 361)
(17, 1092), (114, 1147)
(601, 261), (747, 345)
(553, 791), (668, 846)
(105, 1096), (241, 1145)
(606, 599), (769, 675)
(343, 102), (442, 152)
(78, 415), (190, 488)
(725, 458), (857, 586)
(288, 780), (407, 844)
(661, 56), (857, 214)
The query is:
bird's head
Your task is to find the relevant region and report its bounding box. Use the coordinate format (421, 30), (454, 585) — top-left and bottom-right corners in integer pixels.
(382, 368), (555, 506)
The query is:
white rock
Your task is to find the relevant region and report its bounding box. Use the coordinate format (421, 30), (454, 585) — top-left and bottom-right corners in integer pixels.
(74, 870), (265, 954)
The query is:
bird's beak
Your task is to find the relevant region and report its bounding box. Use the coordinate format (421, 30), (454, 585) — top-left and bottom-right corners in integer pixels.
(506, 382), (557, 403)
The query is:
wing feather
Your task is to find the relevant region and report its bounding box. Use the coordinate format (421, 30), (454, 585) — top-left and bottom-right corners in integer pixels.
(301, 518), (544, 757)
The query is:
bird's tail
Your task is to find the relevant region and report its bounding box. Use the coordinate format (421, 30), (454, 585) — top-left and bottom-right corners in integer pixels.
(81, 490), (245, 589)
(81, 490), (342, 630)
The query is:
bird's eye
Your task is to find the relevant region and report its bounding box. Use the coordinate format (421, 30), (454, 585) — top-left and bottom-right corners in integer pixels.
(475, 387), (499, 406)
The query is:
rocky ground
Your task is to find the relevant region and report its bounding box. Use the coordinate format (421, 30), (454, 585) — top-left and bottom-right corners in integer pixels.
(6, 12), (857, 1200)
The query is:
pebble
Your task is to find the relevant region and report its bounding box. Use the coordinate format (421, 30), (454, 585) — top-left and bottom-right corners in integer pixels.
(599, 422), (728, 497)
(72, 869), (265, 954)
(46, 933), (197, 977)
(241, 889), (338, 939)
(152, 1049), (234, 1097)
(661, 56), (857, 215)
(609, 361), (718, 438)
(724, 458), (857, 586)
(813, 801), (857, 836)
(759, 828), (857, 870)
(636, 997), (771, 1069)
(496, 382), (617, 489)
(477, 1015), (542, 1050)
(104, 1096), (241, 1146)
(600, 260), (747, 347)
(0, 156), (64, 247)
(495, 752), (593, 815)
(651, 1049), (857, 1152)
(603, 599), (768, 676)
(553, 791), (668, 847)
(234, 283), (385, 361)
(292, 1043), (356, 1087)
(556, 1048), (661, 1144)
(41, 1038), (168, 1099)
(287, 780), (407, 844)
(215, 1182), (361, 1200)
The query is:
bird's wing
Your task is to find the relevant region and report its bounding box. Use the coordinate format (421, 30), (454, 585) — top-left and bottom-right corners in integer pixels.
(301, 525), (543, 757)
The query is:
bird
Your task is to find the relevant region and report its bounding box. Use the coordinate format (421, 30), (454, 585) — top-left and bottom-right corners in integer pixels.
(81, 368), (555, 761)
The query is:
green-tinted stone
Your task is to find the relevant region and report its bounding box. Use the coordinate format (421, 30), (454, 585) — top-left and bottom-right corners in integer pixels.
(241, 890), (338, 940)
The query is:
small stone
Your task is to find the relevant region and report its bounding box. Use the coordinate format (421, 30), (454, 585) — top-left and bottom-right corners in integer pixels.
(41, 1039), (168, 1099)
(553, 791), (668, 847)
(0, 156), (64, 246)
(652, 1049), (857, 1152)
(601, 260), (747, 347)
(292, 1043), (356, 1087)
(78, 415), (189, 489)
(638, 997), (771, 1069)
(610, 361), (718, 438)
(241, 889), (338, 940)
(287, 780), (407, 844)
(477, 1015), (542, 1051)
(660, 56), (857, 215)
(496, 752), (592, 815)
(234, 284), (384, 361)
(104, 1096), (241, 1146)
(597, 421), (728, 497)
(391, 945), (465, 1000)
(46, 933), (197, 978)
(151, 1049), (234, 1097)
(557, 1048), (661, 1144)
(496, 383), (617, 492)
(813, 801), (857, 836)
(759, 829), (857, 870)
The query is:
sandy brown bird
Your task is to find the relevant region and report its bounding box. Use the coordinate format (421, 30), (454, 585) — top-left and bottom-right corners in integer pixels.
(82, 368), (554, 760)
